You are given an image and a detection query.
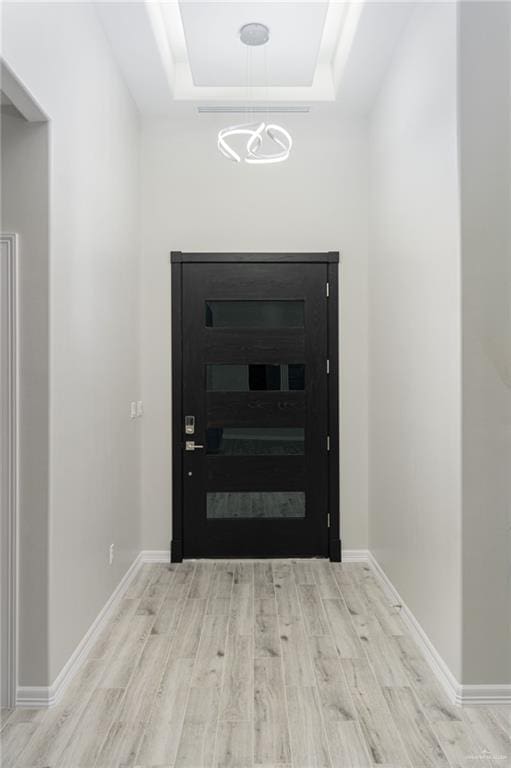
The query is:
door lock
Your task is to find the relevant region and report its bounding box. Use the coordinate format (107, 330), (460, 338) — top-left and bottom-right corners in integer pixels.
(185, 440), (204, 451)
(185, 415), (195, 435)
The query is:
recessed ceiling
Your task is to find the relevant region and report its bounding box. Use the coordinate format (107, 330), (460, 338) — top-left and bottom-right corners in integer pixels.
(178, 2), (328, 87)
(96, 1), (414, 115)
(159, 0), (348, 100)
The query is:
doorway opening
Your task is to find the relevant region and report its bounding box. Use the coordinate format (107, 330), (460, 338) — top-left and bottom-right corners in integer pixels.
(1, 60), (49, 707)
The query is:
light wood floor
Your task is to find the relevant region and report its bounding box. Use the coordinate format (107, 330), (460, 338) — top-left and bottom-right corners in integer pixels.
(1, 560), (510, 767)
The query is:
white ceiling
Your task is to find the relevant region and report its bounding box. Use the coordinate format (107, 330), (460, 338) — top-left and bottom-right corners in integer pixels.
(178, 2), (328, 87)
(96, 1), (413, 115)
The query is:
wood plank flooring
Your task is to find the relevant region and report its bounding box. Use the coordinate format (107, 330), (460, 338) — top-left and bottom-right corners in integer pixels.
(1, 560), (510, 768)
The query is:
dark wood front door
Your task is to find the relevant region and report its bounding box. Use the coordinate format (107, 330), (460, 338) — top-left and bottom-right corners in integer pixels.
(171, 253), (340, 560)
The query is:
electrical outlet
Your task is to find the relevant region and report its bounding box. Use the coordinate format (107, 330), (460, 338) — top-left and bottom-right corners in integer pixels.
(109, 543), (115, 565)
(130, 401), (137, 419)
(136, 400), (143, 417)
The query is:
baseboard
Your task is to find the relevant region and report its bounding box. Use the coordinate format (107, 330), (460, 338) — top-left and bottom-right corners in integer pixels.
(367, 551), (511, 707)
(341, 548), (369, 563)
(367, 551), (461, 704)
(16, 549), (167, 708)
(15, 685), (54, 708)
(140, 549), (170, 563)
(459, 685), (511, 706)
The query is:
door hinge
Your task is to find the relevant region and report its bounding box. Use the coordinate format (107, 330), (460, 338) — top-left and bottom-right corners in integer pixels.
(327, 435), (330, 452)
(328, 513), (331, 528)
(326, 358), (330, 375)
(326, 282), (330, 298)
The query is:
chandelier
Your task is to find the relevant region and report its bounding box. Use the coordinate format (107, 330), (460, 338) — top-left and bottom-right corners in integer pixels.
(218, 121), (292, 164)
(217, 23), (293, 165)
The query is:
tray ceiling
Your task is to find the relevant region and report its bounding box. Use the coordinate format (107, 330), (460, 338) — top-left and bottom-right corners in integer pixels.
(96, 1), (413, 113)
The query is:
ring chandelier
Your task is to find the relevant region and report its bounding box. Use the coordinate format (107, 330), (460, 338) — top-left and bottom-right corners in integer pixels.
(217, 23), (293, 165)
(218, 121), (293, 164)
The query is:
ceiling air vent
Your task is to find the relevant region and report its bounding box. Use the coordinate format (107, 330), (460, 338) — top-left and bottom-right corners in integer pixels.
(197, 105), (310, 115)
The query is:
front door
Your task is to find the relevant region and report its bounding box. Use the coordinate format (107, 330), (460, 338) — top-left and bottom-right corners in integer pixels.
(171, 253), (339, 559)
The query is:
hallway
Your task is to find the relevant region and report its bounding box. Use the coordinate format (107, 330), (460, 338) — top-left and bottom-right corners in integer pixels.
(2, 560), (509, 768)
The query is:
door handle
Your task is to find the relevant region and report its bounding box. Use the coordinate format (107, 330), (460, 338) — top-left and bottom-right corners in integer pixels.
(185, 440), (204, 451)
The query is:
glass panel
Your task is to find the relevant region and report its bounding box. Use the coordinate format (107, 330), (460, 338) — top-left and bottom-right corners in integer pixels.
(207, 427), (304, 455)
(206, 300), (304, 328)
(207, 363), (305, 391)
(207, 491), (305, 519)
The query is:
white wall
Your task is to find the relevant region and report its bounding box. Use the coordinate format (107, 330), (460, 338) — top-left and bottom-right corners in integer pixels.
(140, 110), (369, 552)
(458, 1), (511, 685)
(2, 2), (141, 685)
(368, 3), (462, 679)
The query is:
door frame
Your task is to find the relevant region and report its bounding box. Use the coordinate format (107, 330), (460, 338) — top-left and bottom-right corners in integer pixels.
(170, 251), (341, 562)
(1, 233), (19, 707)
